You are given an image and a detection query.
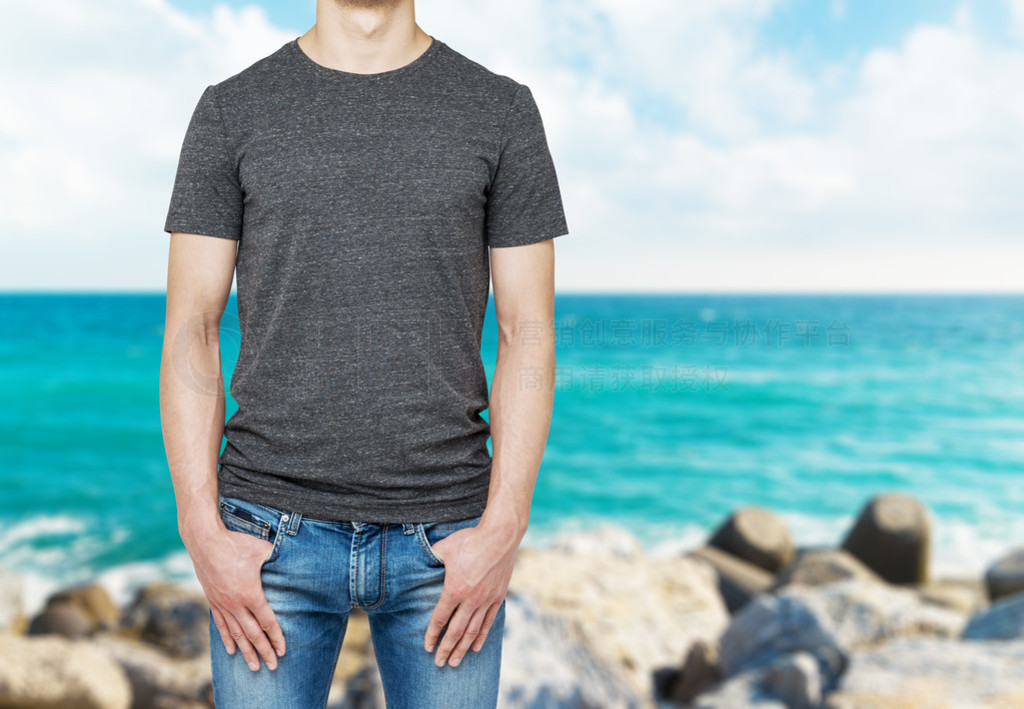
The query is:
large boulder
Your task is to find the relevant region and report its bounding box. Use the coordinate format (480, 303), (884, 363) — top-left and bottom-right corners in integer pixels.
(717, 578), (967, 684)
(686, 665), (789, 709)
(686, 545), (774, 614)
(676, 649), (823, 709)
(984, 547), (1024, 602)
(48, 583), (120, 633)
(658, 638), (721, 704)
(769, 547), (882, 592)
(708, 507), (794, 574)
(760, 651), (822, 709)
(91, 633), (213, 708)
(0, 635), (132, 709)
(119, 582), (211, 658)
(917, 577), (987, 616)
(27, 601), (93, 639)
(498, 591), (644, 708)
(962, 591), (1024, 640)
(840, 493), (931, 585)
(827, 636), (1024, 708)
(510, 524), (728, 698)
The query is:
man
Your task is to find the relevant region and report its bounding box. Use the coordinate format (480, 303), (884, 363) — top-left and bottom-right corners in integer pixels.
(159, 0), (568, 705)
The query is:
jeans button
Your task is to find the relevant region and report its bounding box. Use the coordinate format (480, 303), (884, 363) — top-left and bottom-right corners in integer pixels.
(282, 515), (290, 522)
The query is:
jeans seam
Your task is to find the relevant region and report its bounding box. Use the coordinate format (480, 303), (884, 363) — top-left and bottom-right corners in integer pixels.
(321, 617), (348, 709)
(362, 523), (388, 610)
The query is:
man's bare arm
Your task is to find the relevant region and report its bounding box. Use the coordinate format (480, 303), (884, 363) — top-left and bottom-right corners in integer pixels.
(160, 232), (285, 672)
(424, 237), (556, 667)
(480, 238), (556, 543)
(161, 232), (236, 543)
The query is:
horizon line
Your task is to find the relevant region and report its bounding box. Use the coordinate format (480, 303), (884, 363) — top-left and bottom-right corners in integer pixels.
(2, 289), (1024, 297)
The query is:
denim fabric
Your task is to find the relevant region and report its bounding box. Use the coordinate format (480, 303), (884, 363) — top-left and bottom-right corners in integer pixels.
(209, 493), (506, 708)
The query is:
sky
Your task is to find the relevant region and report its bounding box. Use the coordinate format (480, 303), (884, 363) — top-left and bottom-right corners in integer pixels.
(2, 0), (1023, 292)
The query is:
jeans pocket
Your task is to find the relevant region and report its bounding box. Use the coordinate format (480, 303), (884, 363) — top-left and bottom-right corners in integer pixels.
(218, 495), (286, 566)
(415, 513), (484, 567)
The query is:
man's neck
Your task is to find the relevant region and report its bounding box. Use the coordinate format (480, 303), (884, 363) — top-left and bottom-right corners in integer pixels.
(299, 1), (432, 75)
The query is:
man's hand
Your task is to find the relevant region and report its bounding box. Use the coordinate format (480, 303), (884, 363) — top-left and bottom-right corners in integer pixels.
(181, 516), (286, 672)
(424, 519), (519, 667)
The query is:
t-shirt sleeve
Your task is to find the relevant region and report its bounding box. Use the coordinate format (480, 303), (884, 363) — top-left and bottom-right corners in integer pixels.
(163, 84), (244, 240)
(484, 84), (570, 248)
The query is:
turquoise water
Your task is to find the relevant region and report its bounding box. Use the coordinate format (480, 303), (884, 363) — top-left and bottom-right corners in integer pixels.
(2, 293), (1024, 611)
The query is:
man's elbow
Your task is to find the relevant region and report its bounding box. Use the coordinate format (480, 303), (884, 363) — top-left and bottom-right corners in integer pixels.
(495, 312), (556, 351)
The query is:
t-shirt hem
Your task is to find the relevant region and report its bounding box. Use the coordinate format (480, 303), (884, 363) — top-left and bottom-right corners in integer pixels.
(163, 220), (241, 241)
(488, 227), (570, 248)
(217, 476), (492, 524)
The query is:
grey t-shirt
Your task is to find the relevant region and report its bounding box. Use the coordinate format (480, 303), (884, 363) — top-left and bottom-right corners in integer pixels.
(163, 35), (569, 523)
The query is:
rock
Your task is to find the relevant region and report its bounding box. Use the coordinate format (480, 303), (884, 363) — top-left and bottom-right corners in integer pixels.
(49, 583), (120, 633)
(662, 638), (721, 703)
(498, 591), (644, 708)
(510, 527), (728, 698)
(119, 582), (211, 658)
(708, 507), (794, 574)
(0, 569), (26, 634)
(918, 577), (986, 616)
(962, 592), (1024, 640)
(769, 547), (882, 591)
(27, 601), (93, 639)
(840, 493), (931, 585)
(718, 578), (967, 685)
(91, 632), (213, 708)
(683, 651), (822, 708)
(686, 545), (774, 614)
(984, 547), (1024, 602)
(827, 636), (1024, 708)
(0, 635), (132, 709)
(759, 651), (822, 709)
(687, 666), (789, 709)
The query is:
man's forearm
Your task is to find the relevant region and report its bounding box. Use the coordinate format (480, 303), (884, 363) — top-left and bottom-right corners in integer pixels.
(160, 321), (227, 542)
(479, 316), (556, 541)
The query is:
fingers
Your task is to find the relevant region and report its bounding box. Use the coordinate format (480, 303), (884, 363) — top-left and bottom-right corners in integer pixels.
(472, 602), (500, 652)
(210, 603), (236, 655)
(433, 602), (479, 668)
(446, 604), (491, 667)
(240, 605), (280, 671)
(424, 588), (458, 654)
(219, 601), (280, 672)
(221, 606), (261, 671)
(252, 598), (287, 659)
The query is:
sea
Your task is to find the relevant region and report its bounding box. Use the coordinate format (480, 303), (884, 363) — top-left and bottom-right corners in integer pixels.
(2, 292), (1023, 615)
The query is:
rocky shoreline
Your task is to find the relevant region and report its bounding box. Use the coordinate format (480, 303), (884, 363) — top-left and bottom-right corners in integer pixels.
(3, 492), (1024, 708)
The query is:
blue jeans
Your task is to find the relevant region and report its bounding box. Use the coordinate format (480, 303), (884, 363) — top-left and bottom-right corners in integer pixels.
(209, 493), (506, 708)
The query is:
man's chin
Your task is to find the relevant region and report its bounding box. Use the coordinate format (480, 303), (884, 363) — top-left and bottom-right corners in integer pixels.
(333, 0), (403, 9)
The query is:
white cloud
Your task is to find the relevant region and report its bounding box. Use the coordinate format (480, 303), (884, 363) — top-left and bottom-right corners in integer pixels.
(420, 0), (1024, 291)
(1008, 0), (1024, 38)
(0, 0), (294, 289)
(1, 0), (1023, 291)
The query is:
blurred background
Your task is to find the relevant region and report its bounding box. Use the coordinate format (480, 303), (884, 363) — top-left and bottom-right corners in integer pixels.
(2, 1), (1023, 707)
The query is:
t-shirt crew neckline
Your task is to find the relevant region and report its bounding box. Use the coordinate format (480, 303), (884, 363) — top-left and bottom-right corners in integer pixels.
(287, 35), (442, 82)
